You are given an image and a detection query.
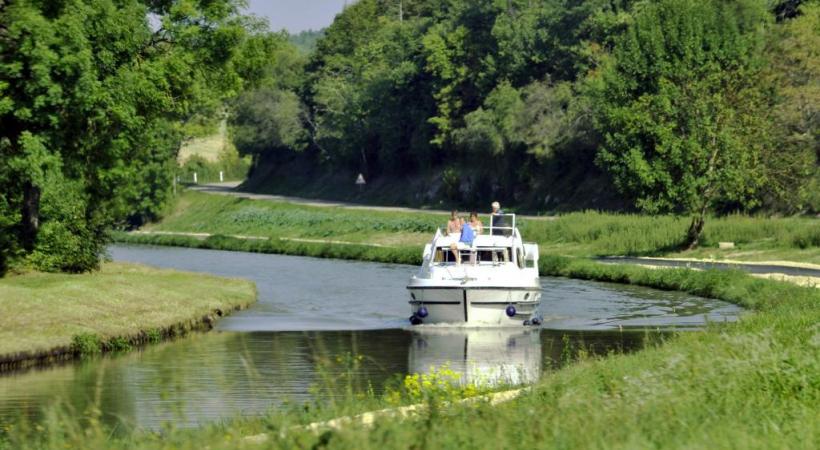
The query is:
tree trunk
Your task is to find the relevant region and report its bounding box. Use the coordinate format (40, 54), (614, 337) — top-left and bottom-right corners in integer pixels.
(685, 213), (705, 250)
(21, 181), (41, 252)
(248, 153), (259, 178)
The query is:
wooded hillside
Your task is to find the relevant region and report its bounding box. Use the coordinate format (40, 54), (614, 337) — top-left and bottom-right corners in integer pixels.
(233, 0), (818, 221)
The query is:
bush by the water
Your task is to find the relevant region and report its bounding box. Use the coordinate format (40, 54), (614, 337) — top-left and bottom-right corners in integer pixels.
(115, 232), (423, 266)
(228, 206), (439, 236)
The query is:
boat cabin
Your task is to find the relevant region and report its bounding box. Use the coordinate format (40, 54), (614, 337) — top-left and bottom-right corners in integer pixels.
(422, 214), (539, 269)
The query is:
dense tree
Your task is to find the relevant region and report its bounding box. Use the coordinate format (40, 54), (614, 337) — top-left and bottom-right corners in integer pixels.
(593, 0), (774, 247)
(228, 0), (816, 226)
(0, 0), (250, 272)
(231, 87), (307, 165)
(765, 2), (820, 212)
(288, 29), (324, 54)
(516, 79), (597, 161)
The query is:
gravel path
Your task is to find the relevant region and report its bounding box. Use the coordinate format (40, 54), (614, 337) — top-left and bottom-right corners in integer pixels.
(598, 256), (820, 285)
(189, 183), (556, 219)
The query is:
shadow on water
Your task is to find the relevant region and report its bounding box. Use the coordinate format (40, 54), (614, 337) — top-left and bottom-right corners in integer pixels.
(0, 245), (739, 431)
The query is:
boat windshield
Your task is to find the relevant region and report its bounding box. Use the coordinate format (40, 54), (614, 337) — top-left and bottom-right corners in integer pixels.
(433, 247), (511, 264)
(489, 213), (516, 237)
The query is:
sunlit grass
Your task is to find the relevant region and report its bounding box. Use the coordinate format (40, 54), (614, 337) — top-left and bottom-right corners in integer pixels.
(520, 211), (819, 262)
(136, 191), (819, 264)
(0, 262), (256, 358)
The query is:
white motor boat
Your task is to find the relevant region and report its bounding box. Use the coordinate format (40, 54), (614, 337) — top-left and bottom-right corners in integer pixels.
(406, 214), (542, 326)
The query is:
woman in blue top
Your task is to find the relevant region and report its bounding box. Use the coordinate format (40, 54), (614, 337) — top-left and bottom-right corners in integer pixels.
(449, 215), (474, 265)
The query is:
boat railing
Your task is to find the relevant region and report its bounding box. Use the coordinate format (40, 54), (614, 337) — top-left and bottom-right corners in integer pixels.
(424, 228), (443, 260)
(489, 213), (516, 236)
(433, 245), (513, 266)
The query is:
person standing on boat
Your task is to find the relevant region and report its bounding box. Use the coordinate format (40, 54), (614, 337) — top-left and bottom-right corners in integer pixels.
(490, 201), (505, 235)
(447, 210), (463, 236)
(450, 215), (475, 265)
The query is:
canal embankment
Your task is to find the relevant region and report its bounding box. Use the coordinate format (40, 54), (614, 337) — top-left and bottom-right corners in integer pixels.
(0, 262), (256, 372)
(117, 189), (819, 274)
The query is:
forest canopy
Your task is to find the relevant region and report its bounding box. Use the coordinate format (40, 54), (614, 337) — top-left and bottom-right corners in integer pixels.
(1, 0), (818, 272)
(231, 0), (817, 246)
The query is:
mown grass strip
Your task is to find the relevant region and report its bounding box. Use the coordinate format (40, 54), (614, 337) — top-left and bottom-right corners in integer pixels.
(0, 262), (257, 372)
(145, 190), (819, 263)
(113, 232), (423, 265)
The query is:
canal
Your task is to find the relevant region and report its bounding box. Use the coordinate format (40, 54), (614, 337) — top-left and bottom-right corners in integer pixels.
(0, 245), (741, 429)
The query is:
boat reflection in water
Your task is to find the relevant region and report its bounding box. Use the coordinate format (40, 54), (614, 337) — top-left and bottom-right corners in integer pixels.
(408, 328), (542, 386)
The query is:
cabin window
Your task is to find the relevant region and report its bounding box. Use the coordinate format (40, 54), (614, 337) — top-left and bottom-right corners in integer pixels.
(434, 247), (513, 264)
(476, 249), (508, 263)
(435, 247), (466, 263)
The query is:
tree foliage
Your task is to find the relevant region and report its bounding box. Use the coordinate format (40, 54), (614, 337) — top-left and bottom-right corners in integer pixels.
(593, 0), (776, 245)
(227, 0), (816, 228)
(0, 0), (253, 272)
(231, 87), (307, 160)
(2, 0), (818, 272)
(765, 1), (820, 212)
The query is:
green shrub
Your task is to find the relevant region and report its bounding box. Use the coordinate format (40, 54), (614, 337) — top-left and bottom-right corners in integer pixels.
(70, 333), (102, 355)
(181, 114), (220, 139)
(113, 232), (423, 266)
(28, 220), (100, 273)
(145, 328), (162, 344)
(179, 149), (250, 185)
(0, 194), (17, 271)
(105, 336), (132, 352)
(26, 175), (103, 273)
(519, 210), (818, 255)
(441, 167), (460, 200)
(791, 227), (820, 249)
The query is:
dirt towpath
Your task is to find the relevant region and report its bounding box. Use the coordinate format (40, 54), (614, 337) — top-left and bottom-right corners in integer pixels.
(189, 182), (556, 220)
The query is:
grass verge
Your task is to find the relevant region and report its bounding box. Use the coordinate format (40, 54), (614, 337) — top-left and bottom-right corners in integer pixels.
(1, 261), (817, 449)
(0, 262), (256, 371)
(113, 232), (423, 265)
(134, 190), (819, 264)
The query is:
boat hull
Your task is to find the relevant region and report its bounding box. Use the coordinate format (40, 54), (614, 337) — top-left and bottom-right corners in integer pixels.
(407, 286), (541, 326)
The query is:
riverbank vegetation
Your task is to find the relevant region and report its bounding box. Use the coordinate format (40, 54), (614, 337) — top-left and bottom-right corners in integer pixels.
(2, 262), (817, 449)
(125, 190), (820, 265)
(0, 262), (256, 371)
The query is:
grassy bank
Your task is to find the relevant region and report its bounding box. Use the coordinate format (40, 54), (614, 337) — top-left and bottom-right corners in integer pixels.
(127, 190), (820, 265)
(114, 232), (423, 265)
(0, 262), (256, 371)
(2, 261), (817, 449)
